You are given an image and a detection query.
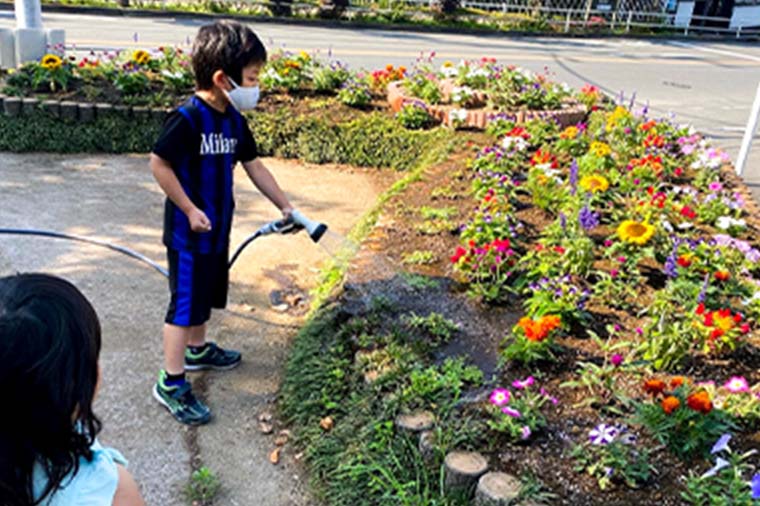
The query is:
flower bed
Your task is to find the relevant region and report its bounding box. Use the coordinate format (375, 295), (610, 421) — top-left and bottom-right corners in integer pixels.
(386, 56), (590, 130)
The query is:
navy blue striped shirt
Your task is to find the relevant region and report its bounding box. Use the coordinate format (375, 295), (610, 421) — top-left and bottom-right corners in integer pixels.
(153, 96), (258, 254)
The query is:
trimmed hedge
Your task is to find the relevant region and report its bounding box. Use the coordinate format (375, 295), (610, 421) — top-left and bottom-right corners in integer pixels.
(0, 107), (441, 171)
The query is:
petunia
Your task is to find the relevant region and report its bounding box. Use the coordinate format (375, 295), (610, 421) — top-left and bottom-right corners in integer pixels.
(520, 426), (532, 440)
(751, 474), (760, 499)
(589, 423), (618, 445)
(701, 457), (730, 479)
(502, 406), (522, 418)
(711, 434), (732, 455)
(489, 388), (511, 407)
(724, 376), (750, 394)
(512, 376), (535, 390)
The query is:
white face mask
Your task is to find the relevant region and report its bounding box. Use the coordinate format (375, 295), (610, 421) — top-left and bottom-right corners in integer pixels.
(225, 77), (260, 111)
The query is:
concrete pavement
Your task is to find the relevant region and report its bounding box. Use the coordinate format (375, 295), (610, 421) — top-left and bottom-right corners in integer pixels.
(0, 154), (383, 505)
(2, 10), (760, 189)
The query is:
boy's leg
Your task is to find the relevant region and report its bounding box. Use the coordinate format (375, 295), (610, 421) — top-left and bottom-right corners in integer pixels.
(153, 249), (212, 425)
(183, 250), (241, 371)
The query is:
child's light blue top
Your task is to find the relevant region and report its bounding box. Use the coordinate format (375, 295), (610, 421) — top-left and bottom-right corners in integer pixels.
(32, 439), (128, 506)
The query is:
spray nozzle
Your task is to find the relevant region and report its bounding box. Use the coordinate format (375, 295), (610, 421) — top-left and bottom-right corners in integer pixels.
(290, 209), (328, 243)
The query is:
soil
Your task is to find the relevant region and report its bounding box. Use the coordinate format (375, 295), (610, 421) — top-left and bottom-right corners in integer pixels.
(338, 140), (760, 505)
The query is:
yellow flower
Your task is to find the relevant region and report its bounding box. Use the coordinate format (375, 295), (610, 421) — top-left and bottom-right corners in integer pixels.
(299, 50), (310, 60)
(617, 220), (655, 245)
(579, 175), (609, 193)
(40, 54), (62, 70)
(606, 105), (630, 132)
(132, 49), (150, 65)
(560, 126), (579, 139)
(284, 60), (301, 70)
(443, 60), (454, 68)
(589, 141), (612, 158)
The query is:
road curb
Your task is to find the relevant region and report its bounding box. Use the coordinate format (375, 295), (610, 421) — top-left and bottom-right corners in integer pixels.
(0, 1), (754, 44)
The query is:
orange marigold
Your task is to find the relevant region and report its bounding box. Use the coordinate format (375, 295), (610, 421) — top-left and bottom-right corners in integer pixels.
(670, 376), (686, 388)
(644, 379), (666, 396)
(687, 391), (713, 414)
(661, 396), (680, 415)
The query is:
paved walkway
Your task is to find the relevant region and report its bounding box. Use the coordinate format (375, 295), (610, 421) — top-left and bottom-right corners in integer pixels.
(0, 153), (383, 504)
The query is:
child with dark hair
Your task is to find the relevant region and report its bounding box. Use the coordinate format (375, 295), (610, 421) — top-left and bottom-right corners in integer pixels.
(150, 20), (295, 425)
(0, 273), (144, 506)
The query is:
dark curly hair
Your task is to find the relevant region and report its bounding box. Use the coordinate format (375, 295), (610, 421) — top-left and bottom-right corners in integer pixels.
(0, 273), (103, 505)
(192, 20), (267, 90)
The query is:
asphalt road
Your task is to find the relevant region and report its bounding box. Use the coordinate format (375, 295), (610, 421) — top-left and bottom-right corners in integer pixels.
(2, 10), (760, 185)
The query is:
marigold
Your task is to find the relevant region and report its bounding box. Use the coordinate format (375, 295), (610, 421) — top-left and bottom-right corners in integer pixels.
(617, 220), (655, 245)
(670, 376), (686, 388)
(579, 175), (609, 193)
(559, 126), (579, 139)
(687, 390), (713, 414)
(40, 53), (63, 70)
(517, 315), (561, 342)
(644, 379), (666, 396)
(714, 271), (730, 282)
(131, 49), (150, 66)
(661, 396), (680, 415)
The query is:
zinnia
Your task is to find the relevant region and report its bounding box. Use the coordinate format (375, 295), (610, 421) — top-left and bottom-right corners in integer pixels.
(617, 220), (655, 245)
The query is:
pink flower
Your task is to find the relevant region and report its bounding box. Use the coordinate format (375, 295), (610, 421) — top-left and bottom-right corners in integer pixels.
(635, 327), (643, 335)
(512, 376), (535, 389)
(611, 354), (624, 367)
(489, 388), (511, 406)
(709, 181), (723, 192)
(610, 269), (619, 278)
(520, 426), (532, 440)
(724, 376), (750, 393)
(502, 406), (522, 418)
(604, 240), (613, 247)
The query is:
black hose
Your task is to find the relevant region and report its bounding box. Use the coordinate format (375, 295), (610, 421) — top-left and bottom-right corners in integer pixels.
(0, 228), (169, 277)
(228, 230), (263, 269)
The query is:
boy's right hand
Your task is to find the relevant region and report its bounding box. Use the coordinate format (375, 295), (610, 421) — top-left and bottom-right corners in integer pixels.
(187, 208), (212, 233)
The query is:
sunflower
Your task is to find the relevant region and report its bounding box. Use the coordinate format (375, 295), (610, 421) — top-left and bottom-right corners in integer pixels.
(617, 220), (655, 245)
(589, 141), (612, 158)
(40, 54), (63, 70)
(132, 49), (151, 66)
(579, 175), (609, 193)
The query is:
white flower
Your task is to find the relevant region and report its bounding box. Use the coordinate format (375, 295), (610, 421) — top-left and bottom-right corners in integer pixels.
(716, 216), (747, 230)
(264, 67), (284, 83)
(449, 108), (468, 124)
(466, 67), (489, 80)
(440, 65), (458, 78)
(451, 86), (474, 105)
(161, 70), (184, 80)
(661, 219), (674, 233)
(502, 136), (529, 152)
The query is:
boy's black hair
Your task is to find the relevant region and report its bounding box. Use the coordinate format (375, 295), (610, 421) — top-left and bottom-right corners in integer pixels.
(192, 20), (267, 90)
(0, 274), (103, 505)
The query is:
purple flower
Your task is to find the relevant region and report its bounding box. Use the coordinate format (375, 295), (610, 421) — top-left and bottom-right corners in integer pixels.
(701, 457), (730, 479)
(560, 213), (567, 231)
(569, 160), (579, 196)
(711, 434), (732, 454)
(751, 474), (760, 499)
(664, 252), (678, 278)
(520, 425), (532, 440)
(579, 205), (599, 231)
(502, 406), (522, 418)
(489, 388), (511, 407)
(611, 354), (624, 367)
(512, 376), (535, 389)
(589, 423), (618, 445)
(724, 377), (750, 393)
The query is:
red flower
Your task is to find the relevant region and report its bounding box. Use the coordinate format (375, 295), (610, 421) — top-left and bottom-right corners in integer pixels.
(687, 391), (713, 414)
(554, 246), (566, 255)
(680, 206), (696, 219)
(677, 256), (692, 268)
(674, 167), (684, 177)
(662, 396), (680, 415)
(711, 328), (725, 340)
(644, 379), (666, 396)
(741, 324), (751, 334)
(714, 271), (730, 282)
(696, 303), (706, 315)
(450, 247), (467, 264)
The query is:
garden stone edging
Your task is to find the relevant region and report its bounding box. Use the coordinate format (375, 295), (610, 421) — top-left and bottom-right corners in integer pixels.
(0, 93), (171, 122)
(387, 80), (587, 130)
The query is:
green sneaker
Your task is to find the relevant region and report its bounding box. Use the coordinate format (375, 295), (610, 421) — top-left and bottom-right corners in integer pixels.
(152, 370), (212, 426)
(185, 342), (242, 371)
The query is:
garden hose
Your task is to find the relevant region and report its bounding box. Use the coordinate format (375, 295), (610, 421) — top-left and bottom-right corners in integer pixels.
(0, 211), (324, 278)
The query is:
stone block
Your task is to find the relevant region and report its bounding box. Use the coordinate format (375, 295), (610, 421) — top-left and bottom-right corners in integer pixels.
(4, 97), (21, 117)
(60, 101), (78, 121)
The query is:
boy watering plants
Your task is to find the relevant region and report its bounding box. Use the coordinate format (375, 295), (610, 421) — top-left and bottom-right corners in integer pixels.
(150, 20), (294, 425)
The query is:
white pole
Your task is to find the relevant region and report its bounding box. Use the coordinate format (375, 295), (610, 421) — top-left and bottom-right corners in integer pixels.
(736, 81), (760, 177)
(14, 0), (42, 29)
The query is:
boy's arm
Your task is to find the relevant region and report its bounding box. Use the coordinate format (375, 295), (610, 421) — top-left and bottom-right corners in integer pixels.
(241, 158), (294, 216)
(150, 153), (211, 232)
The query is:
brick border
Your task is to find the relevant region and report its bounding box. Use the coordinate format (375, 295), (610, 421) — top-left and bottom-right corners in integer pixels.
(386, 80), (587, 130)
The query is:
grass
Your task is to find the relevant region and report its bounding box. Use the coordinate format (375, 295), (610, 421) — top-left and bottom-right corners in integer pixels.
(185, 467), (221, 506)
